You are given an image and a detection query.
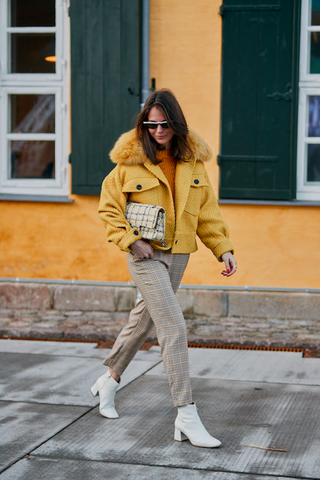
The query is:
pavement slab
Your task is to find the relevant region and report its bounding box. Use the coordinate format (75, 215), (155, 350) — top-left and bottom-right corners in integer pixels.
(0, 339), (104, 357)
(31, 375), (320, 479)
(0, 339), (162, 362)
(0, 456), (305, 480)
(0, 401), (89, 472)
(148, 348), (320, 386)
(0, 351), (161, 406)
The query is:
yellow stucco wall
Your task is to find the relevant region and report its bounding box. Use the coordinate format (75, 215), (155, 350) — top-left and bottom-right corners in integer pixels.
(0, 0), (319, 288)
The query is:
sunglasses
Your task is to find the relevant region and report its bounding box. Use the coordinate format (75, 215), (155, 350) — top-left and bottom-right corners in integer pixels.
(143, 121), (169, 129)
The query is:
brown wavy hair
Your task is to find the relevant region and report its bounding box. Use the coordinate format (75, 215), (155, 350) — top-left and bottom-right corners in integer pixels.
(136, 89), (193, 165)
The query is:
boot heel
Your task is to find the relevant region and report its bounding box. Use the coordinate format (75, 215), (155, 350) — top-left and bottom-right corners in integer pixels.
(174, 428), (188, 442)
(90, 382), (99, 397)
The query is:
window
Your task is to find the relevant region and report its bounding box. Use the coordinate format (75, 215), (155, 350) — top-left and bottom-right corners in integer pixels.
(297, 0), (320, 200)
(0, 0), (70, 197)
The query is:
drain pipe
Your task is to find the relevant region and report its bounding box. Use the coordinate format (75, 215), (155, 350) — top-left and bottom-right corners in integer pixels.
(141, 0), (150, 108)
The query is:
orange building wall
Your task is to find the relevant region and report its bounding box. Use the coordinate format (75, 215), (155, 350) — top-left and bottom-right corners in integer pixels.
(0, 0), (320, 289)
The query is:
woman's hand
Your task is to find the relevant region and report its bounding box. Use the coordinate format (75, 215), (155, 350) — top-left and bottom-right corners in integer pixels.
(130, 239), (155, 259)
(221, 251), (237, 277)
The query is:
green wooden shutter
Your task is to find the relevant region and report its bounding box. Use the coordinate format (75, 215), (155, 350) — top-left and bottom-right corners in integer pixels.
(219, 0), (300, 200)
(70, 0), (141, 195)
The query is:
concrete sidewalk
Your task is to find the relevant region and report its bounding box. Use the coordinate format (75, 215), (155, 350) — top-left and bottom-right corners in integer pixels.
(0, 339), (319, 479)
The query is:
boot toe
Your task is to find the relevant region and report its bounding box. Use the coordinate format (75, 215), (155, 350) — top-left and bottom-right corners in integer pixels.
(188, 435), (221, 448)
(207, 437), (221, 448)
(100, 407), (119, 419)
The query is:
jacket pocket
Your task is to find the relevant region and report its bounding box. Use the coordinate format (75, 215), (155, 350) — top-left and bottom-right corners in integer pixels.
(184, 174), (208, 216)
(190, 174), (209, 189)
(122, 177), (160, 205)
(122, 178), (160, 193)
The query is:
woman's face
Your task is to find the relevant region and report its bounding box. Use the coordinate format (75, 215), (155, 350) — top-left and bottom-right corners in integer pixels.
(147, 106), (174, 149)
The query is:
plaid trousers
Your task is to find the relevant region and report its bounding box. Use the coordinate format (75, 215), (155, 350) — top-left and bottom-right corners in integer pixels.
(103, 250), (192, 407)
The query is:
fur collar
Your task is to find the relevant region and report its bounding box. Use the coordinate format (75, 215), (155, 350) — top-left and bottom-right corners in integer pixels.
(109, 128), (212, 166)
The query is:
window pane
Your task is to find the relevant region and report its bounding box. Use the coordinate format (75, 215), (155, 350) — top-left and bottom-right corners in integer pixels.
(11, 141), (55, 179)
(311, 0), (320, 25)
(307, 144), (320, 181)
(10, 95), (55, 134)
(310, 32), (320, 74)
(308, 96), (320, 136)
(10, 0), (55, 27)
(11, 34), (55, 74)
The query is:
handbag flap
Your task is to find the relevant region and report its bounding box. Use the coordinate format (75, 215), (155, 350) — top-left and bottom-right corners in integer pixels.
(126, 203), (164, 229)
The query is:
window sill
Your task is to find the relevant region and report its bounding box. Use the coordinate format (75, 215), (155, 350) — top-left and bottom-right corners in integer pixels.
(218, 199), (320, 206)
(0, 194), (74, 203)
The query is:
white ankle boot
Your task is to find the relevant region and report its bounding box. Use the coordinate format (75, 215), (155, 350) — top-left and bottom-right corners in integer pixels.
(174, 403), (221, 448)
(90, 370), (120, 419)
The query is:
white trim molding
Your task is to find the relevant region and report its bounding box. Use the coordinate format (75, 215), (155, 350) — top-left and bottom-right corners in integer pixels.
(297, 0), (320, 200)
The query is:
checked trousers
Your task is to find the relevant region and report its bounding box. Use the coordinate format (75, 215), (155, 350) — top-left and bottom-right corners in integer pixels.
(103, 250), (192, 407)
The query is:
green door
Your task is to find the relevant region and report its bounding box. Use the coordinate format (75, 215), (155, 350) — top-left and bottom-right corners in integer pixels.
(219, 0), (300, 200)
(70, 0), (141, 195)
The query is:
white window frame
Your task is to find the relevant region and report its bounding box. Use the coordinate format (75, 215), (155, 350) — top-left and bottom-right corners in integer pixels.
(297, 0), (320, 200)
(0, 0), (70, 197)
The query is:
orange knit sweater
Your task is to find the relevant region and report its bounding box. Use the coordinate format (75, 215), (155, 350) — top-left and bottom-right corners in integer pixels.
(157, 150), (176, 199)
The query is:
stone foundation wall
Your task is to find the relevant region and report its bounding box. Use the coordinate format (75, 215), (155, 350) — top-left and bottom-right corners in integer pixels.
(0, 282), (320, 349)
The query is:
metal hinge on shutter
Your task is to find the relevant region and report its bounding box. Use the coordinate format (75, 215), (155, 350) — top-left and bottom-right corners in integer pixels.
(219, 5), (281, 16)
(267, 84), (293, 101)
(64, 0), (70, 16)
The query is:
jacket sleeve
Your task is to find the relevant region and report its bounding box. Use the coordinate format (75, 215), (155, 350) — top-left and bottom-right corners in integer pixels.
(197, 169), (234, 261)
(98, 167), (142, 252)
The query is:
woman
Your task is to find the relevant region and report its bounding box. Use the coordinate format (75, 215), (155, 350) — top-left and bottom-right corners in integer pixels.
(91, 89), (237, 448)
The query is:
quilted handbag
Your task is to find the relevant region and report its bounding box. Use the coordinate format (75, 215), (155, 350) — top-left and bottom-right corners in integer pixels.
(125, 202), (166, 247)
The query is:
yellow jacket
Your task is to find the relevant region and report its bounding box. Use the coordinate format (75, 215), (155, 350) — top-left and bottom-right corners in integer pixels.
(98, 129), (234, 260)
